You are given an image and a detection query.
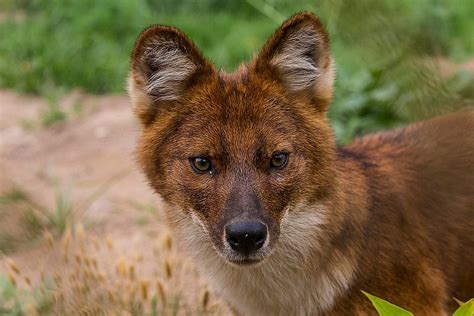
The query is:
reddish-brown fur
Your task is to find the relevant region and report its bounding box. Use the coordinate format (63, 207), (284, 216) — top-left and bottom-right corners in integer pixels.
(128, 12), (474, 315)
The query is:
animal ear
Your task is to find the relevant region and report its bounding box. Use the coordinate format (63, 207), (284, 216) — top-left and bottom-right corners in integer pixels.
(252, 12), (335, 109)
(128, 25), (214, 125)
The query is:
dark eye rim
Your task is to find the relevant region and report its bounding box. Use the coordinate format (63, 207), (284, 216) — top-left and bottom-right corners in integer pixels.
(270, 152), (289, 169)
(189, 156), (212, 174)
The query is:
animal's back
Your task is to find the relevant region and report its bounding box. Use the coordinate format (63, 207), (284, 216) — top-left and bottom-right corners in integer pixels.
(347, 109), (474, 304)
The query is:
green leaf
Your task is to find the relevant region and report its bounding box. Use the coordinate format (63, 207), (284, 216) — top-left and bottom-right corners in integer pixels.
(453, 299), (474, 316)
(362, 291), (413, 316)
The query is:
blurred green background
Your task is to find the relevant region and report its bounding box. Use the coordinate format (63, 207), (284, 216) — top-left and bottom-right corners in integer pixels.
(1, 0), (473, 143)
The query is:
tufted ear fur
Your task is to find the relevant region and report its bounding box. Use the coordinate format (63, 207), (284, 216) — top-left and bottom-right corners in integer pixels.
(252, 12), (335, 109)
(128, 25), (214, 125)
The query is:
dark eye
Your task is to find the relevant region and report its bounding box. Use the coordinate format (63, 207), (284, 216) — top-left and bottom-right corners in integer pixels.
(270, 152), (289, 169)
(190, 157), (212, 173)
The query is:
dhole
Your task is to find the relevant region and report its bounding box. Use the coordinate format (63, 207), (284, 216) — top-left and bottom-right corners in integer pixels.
(128, 12), (474, 315)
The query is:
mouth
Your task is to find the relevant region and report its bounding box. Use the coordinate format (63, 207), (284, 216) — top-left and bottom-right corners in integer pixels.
(227, 257), (263, 266)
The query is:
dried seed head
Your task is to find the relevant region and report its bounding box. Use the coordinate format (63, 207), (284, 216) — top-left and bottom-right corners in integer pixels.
(76, 223), (85, 242)
(90, 235), (100, 250)
(107, 288), (117, 303)
(127, 281), (137, 302)
(81, 283), (90, 294)
(6, 258), (20, 275)
(139, 280), (149, 301)
(43, 230), (54, 249)
(54, 292), (64, 304)
(201, 289), (209, 310)
(24, 276), (32, 286)
(75, 253), (82, 265)
(164, 260), (172, 279)
(26, 302), (39, 316)
(156, 280), (166, 305)
(129, 264), (136, 280)
(61, 228), (71, 253)
(53, 273), (62, 286)
(91, 257), (98, 270)
(116, 257), (128, 277)
(162, 232), (172, 252)
(106, 236), (113, 250)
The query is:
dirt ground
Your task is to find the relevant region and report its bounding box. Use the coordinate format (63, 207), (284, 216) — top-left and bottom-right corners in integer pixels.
(0, 90), (226, 314)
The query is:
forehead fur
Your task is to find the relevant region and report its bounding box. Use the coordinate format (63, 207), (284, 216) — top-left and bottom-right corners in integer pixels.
(148, 71), (328, 157)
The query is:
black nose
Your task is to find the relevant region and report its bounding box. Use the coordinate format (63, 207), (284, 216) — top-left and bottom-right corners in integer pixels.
(225, 221), (267, 255)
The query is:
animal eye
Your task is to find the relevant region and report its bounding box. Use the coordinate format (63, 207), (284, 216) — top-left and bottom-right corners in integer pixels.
(190, 157), (212, 173)
(270, 152), (289, 169)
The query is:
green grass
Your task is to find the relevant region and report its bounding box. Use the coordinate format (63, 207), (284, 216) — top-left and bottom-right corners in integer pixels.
(0, 276), (53, 315)
(0, 0), (473, 141)
(0, 189), (28, 205)
(0, 186), (69, 253)
(40, 104), (66, 127)
(0, 189), (42, 253)
(0, 170), (128, 254)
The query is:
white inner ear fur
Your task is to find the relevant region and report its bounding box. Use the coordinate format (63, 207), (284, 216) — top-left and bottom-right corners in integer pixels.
(144, 40), (197, 100)
(270, 27), (333, 94)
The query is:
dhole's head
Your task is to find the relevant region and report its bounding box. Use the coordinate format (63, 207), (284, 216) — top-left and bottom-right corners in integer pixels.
(129, 12), (337, 266)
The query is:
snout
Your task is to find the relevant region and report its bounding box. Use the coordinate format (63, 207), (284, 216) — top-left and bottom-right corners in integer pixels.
(225, 221), (267, 255)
